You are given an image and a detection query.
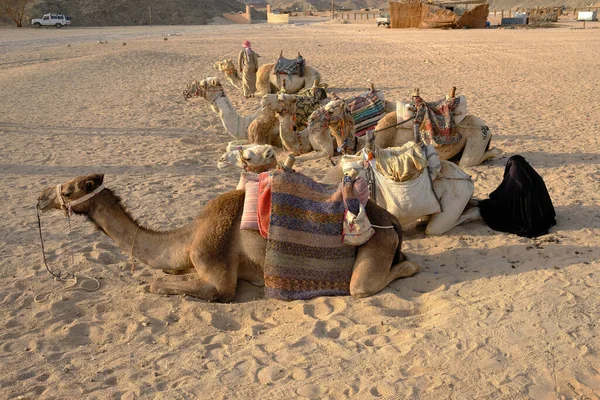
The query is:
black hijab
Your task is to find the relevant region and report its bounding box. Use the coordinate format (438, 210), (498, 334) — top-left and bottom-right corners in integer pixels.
(479, 155), (556, 238)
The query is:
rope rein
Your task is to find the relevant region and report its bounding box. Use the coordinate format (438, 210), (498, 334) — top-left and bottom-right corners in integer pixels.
(34, 185), (107, 302)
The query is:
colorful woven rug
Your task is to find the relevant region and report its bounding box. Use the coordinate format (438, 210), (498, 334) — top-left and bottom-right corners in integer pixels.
(264, 171), (359, 300)
(295, 87), (327, 129)
(414, 96), (462, 145)
(346, 91), (386, 137)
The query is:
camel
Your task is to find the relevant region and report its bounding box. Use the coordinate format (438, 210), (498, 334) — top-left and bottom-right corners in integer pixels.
(37, 174), (420, 302)
(273, 83), (398, 162)
(214, 53), (324, 95)
(184, 77), (258, 140)
(217, 142), (278, 172)
(372, 88), (503, 167)
(213, 59), (241, 89)
(185, 78), (326, 142)
(331, 138), (480, 235)
(275, 95), (357, 161)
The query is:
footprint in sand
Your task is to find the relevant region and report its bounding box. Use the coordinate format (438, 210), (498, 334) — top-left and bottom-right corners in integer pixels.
(370, 381), (396, 397)
(312, 320), (344, 339)
(198, 310), (241, 331)
(257, 365), (286, 385)
(303, 297), (347, 319)
(296, 384), (325, 399)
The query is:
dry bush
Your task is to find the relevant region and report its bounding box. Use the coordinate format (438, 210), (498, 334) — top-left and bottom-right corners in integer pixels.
(0, 0), (33, 27)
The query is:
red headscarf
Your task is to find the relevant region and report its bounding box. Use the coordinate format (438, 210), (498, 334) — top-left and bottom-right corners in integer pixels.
(243, 40), (251, 48)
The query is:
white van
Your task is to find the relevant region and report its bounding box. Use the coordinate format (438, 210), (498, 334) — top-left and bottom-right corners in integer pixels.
(32, 13), (72, 28)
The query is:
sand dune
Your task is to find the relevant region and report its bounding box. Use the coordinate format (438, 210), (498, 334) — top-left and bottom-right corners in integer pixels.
(1, 20), (599, 399)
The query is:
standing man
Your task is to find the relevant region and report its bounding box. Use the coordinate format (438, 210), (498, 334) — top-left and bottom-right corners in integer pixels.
(238, 40), (259, 98)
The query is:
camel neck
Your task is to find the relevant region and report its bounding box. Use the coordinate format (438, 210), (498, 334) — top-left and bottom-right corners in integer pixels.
(214, 95), (261, 140)
(87, 190), (193, 270)
(279, 113), (308, 154)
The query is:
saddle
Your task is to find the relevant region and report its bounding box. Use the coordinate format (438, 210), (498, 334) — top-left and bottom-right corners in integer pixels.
(274, 51), (305, 77)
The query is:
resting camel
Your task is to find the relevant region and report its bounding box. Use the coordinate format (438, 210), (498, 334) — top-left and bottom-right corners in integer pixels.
(37, 174), (420, 302)
(330, 136), (480, 235)
(217, 137), (480, 236)
(213, 54), (324, 95)
(373, 88), (503, 167)
(277, 95), (357, 161)
(217, 142), (278, 172)
(184, 77), (258, 140)
(185, 78), (326, 141)
(213, 59), (241, 89)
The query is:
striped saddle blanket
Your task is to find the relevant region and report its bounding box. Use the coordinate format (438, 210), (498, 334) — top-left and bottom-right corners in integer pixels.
(263, 171), (360, 300)
(346, 91), (386, 137)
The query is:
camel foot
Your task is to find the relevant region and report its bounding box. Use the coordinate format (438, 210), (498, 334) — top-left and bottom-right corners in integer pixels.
(351, 260), (420, 298)
(150, 279), (232, 302)
(391, 260), (421, 280)
(485, 147), (503, 161)
(162, 268), (195, 275)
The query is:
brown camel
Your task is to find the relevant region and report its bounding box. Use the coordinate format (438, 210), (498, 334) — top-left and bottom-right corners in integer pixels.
(37, 174), (420, 302)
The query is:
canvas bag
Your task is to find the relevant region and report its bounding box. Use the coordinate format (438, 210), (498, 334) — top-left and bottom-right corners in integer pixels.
(372, 167), (441, 225)
(342, 177), (375, 246)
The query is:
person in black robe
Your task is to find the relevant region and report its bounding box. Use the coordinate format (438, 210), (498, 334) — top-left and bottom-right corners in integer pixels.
(479, 155), (556, 238)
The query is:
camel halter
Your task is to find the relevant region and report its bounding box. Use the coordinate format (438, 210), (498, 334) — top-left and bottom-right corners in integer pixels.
(56, 183), (105, 216)
(35, 187), (103, 302)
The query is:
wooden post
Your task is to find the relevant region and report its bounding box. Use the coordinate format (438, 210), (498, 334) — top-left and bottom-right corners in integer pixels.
(501, 10), (504, 18)
(509, 8), (512, 17)
(331, 0), (335, 19)
(284, 155), (296, 169)
(494, 9), (496, 16)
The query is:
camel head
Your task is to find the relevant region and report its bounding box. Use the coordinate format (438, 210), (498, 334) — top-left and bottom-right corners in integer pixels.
(213, 59), (238, 80)
(217, 144), (278, 172)
(183, 77), (224, 102)
(260, 94), (285, 114)
(274, 93), (297, 117)
(307, 99), (355, 153)
(38, 174), (105, 214)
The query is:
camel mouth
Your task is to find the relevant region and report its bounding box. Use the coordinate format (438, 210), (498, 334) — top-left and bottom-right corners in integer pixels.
(37, 196), (53, 212)
(217, 160), (230, 170)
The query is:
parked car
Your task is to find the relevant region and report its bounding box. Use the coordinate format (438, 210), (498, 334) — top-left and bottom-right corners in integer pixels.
(31, 13), (71, 28)
(377, 13), (390, 27)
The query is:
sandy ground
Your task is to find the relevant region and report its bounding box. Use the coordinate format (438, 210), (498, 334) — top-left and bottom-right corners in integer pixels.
(1, 20), (600, 399)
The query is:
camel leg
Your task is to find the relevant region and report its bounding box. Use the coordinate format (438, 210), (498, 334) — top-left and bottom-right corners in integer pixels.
(349, 229), (420, 298)
(151, 249), (238, 302)
(294, 134), (334, 162)
(294, 150), (331, 162)
(425, 180), (475, 235)
(457, 117), (502, 168)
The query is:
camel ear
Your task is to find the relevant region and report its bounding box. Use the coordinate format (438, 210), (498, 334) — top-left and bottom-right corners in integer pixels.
(84, 174), (104, 193)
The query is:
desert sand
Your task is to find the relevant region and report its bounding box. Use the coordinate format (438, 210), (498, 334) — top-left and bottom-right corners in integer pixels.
(1, 19), (599, 399)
